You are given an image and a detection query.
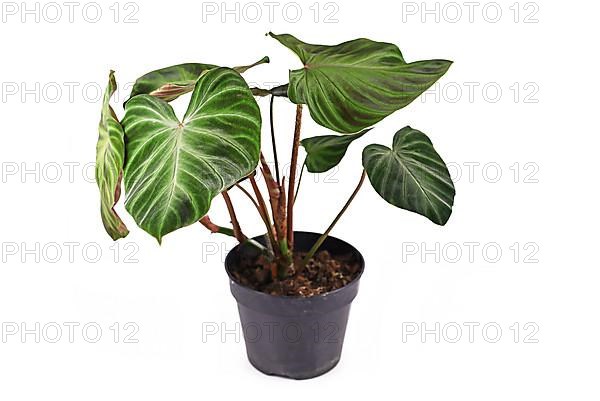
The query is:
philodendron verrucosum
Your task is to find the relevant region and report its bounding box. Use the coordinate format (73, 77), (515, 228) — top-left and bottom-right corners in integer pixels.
(95, 32), (455, 273)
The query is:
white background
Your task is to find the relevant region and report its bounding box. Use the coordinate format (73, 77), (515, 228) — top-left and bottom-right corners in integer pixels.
(1, 0), (598, 399)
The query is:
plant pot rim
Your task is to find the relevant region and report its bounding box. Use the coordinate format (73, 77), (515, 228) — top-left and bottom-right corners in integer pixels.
(224, 231), (365, 300)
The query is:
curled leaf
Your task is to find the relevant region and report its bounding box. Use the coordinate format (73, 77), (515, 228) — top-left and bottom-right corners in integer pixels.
(127, 56), (270, 103)
(96, 71), (129, 240)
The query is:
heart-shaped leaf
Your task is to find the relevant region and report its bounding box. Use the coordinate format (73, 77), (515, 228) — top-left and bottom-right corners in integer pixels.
(301, 129), (371, 173)
(122, 67), (261, 242)
(362, 126), (455, 225)
(95, 71), (129, 240)
(269, 32), (452, 134)
(128, 56), (269, 102)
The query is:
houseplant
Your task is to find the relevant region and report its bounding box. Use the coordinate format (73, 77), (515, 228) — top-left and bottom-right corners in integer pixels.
(95, 32), (455, 379)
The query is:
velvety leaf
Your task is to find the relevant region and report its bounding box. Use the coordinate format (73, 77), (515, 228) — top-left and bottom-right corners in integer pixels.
(362, 126), (455, 225)
(95, 71), (129, 240)
(127, 56), (269, 102)
(269, 32), (452, 134)
(122, 68), (261, 242)
(301, 129), (371, 173)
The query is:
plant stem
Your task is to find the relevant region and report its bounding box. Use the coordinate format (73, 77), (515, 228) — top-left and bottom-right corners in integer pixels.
(270, 83), (289, 97)
(248, 175), (279, 255)
(221, 190), (245, 243)
(269, 95), (281, 184)
(286, 104), (303, 251)
(235, 180), (277, 259)
(293, 161), (305, 205)
(301, 170), (367, 267)
(250, 84), (288, 98)
(235, 183), (261, 214)
(199, 216), (268, 254)
(259, 153), (286, 245)
(199, 215), (236, 237)
(250, 87), (271, 97)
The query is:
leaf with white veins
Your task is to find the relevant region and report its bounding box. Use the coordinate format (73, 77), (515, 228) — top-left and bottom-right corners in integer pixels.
(122, 67), (261, 242)
(362, 126), (455, 225)
(95, 70), (129, 240)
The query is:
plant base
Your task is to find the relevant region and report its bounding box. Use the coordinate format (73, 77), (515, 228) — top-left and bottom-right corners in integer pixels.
(224, 231), (365, 379)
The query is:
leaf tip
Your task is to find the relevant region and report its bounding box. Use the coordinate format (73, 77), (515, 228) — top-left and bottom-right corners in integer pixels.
(434, 212), (453, 226)
(267, 32), (283, 41)
(440, 59), (453, 71)
(110, 229), (129, 241)
(107, 70), (117, 86)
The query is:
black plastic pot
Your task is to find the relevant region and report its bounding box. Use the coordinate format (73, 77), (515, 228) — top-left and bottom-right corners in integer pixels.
(224, 231), (365, 380)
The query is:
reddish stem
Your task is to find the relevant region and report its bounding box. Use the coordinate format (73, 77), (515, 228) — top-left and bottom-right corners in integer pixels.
(286, 104), (303, 251)
(221, 190), (246, 243)
(248, 175), (279, 255)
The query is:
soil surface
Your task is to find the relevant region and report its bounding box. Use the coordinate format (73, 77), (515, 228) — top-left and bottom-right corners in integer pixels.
(230, 250), (362, 297)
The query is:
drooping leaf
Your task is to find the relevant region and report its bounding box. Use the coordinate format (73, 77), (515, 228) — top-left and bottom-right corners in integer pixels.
(362, 126), (455, 225)
(95, 70), (129, 240)
(122, 67), (261, 242)
(269, 32), (452, 134)
(128, 62), (217, 102)
(301, 129), (371, 173)
(127, 56), (269, 102)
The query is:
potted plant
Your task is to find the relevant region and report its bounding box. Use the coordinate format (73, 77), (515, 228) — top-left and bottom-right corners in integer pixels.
(95, 32), (455, 379)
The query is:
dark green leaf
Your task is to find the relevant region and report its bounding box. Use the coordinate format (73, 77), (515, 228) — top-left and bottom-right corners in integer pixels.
(122, 68), (261, 242)
(269, 32), (452, 133)
(362, 126), (455, 225)
(301, 129), (371, 173)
